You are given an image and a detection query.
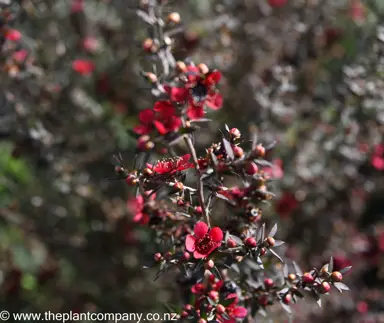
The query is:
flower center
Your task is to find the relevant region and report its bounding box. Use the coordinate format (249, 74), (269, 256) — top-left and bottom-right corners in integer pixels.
(196, 234), (215, 254)
(191, 82), (208, 104)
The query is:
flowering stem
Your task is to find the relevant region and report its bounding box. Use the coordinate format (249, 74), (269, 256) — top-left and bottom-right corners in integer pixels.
(184, 135), (211, 228)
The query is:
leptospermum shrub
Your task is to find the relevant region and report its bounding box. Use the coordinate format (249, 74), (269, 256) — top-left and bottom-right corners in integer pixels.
(112, 3), (352, 322)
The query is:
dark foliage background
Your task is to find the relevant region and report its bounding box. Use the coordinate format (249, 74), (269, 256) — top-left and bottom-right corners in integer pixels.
(0, 0), (383, 322)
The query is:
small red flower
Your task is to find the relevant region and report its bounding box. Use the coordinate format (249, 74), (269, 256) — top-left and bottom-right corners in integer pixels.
(72, 59), (95, 75)
(12, 50), (28, 63)
(82, 36), (100, 53)
(127, 193), (156, 225)
(275, 192), (298, 218)
(263, 159), (284, 179)
(148, 154), (194, 175)
(134, 101), (182, 136)
(5, 29), (22, 41)
(371, 144), (384, 170)
(164, 66), (223, 120)
(185, 222), (223, 259)
(217, 293), (248, 323)
(268, 0), (287, 8)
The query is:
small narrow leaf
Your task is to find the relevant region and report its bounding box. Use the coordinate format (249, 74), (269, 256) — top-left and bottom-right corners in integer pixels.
(340, 266), (352, 275)
(268, 223), (278, 238)
(222, 138), (234, 160)
(293, 261), (303, 276)
(269, 249), (284, 263)
(274, 240), (285, 247)
(280, 302), (292, 314)
(225, 124), (230, 132)
(329, 256), (334, 273)
(334, 282), (349, 291)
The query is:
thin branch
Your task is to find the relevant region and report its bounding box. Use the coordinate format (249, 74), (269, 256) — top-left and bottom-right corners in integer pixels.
(183, 134), (211, 227)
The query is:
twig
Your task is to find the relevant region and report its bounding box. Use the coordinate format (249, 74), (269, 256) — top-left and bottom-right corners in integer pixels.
(183, 134), (211, 227)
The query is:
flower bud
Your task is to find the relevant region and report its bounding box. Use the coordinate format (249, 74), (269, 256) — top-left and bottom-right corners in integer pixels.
(227, 239), (237, 248)
(182, 252), (190, 262)
(331, 271), (343, 282)
(245, 237), (257, 248)
(143, 168), (153, 176)
(302, 272), (314, 284)
(233, 146), (244, 158)
(265, 237), (275, 247)
(245, 162), (259, 175)
(216, 304), (226, 314)
(194, 206), (203, 214)
(176, 61), (187, 73)
(143, 72), (157, 83)
(320, 281), (331, 293)
(258, 295), (268, 306)
(260, 248), (267, 256)
(198, 63), (209, 75)
(229, 128), (241, 139)
(167, 12), (181, 24)
(205, 259), (215, 270)
(252, 144), (266, 158)
(142, 38), (154, 52)
(288, 273), (296, 281)
(154, 253), (162, 262)
(125, 174), (138, 186)
(283, 294), (292, 305)
(264, 278), (274, 289)
(208, 290), (219, 301)
(198, 319), (207, 323)
(173, 182), (184, 191)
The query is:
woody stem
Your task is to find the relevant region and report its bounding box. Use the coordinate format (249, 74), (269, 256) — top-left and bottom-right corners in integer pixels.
(184, 135), (211, 228)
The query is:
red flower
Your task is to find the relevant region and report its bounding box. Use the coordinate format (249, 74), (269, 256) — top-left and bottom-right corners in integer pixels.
(185, 222), (223, 259)
(134, 101), (182, 136)
(12, 50), (28, 63)
(263, 159), (284, 179)
(275, 192), (298, 218)
(268, 0), (287, 8)
(148, 154), (194, 175)
(127, 193), (156, 225)
(217, 293), (248, 323)
(5, 29), (22, 41)
(371, 144), (384, 170)
(165, 67), (223, 120)
(72, 59), (95, 75)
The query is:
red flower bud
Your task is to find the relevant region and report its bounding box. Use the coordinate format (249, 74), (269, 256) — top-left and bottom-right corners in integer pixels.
(182, 252), (191, 262)
(198, 63), (209, 75)
(302, 272), (314, 284)
(204, 259), (215, 270)
(260, 248), (267, 256)
(176, 61), (187, 72)
(208, 290), (219, 301)
(216, 304), (226, 314)
(331, 271), (343, 282)
(252, 144), (266, 158)
(173, 182), (184, 191)
(154, 253), (162, 262)
(264, 278), (274, 289)
(233, 146), (244, 158)
(167, 12), (181, 24)
(229, 128), (241, 139)
(245, 162), (259, 175)
(320, 281), (331, 293)
(283, 294), (292, 305)
(258, 295), (268, 306)
(227, 239), (237, 248)
(143, 38), (154, 52)
(288, 273), (297, 281)
(245, 237), (257, 248)
(265, 237), (275, 247)
(198, 319), (207, 323)
(268, 0), (287, 8)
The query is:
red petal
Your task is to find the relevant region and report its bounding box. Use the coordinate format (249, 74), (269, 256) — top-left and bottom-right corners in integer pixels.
(194, 221), (208, 239)
(187, 106), (205, 120)
(193, 250), (206, 259)
(233, 306), (248, 318)
(153, 120), (167, 135)
(139, 109), (155, 124)
(153, 100), (175, 116)
(5, 29), (22, 41)
(185, 235), (196, 252)
(206, 93), (223, 110)
(133, 125), (150, 135)
(133, 212), (143, 223)
(209, 227), (223, 242)
(205, 70), (221, 86)
(166, 86), (189, 102)
(181, 154), (191, 164)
